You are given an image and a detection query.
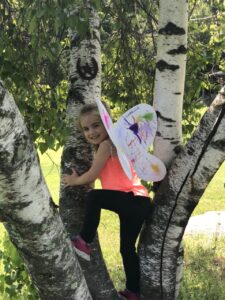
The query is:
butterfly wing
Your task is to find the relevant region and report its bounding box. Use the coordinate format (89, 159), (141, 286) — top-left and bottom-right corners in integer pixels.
(96, 99), (132, 179)
(114, 103), (166, 182)
(131, 151), (167, 182)
(115, 103), (157, 153)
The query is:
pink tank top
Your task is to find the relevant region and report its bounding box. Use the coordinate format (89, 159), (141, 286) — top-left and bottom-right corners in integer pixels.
(99, 156), (149, 197)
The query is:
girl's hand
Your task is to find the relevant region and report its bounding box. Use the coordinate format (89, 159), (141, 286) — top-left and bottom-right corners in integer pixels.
(62, 168), (78, 187)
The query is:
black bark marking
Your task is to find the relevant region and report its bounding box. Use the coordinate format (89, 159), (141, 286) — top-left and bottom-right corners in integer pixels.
(5, 201), (33, 211)
(50, 196), (59, 209)
(0, 109), (16, 120)
(67, 89), (85, 105)
(173, 145), (183, 155)
(168, 45), (187, 55)
(159, 22), (185, 35)
(156, 111), (176, 123)
(163, 137), (177, 141)
(174, 92), (181, 95)
(171, 140), (180, 145)
(76, 57), (98, 80)
(187, 146), (195, 156)
(184, 198), (198, 212)
(211, 139), (225, 150)
(70, 77), (78, 84)
(0, 81), (6, 103)
(156, 60), (179, 72)
(70, 34), (80, 47)
(0, 208), (7, 222)
(12, 133), (29, 166)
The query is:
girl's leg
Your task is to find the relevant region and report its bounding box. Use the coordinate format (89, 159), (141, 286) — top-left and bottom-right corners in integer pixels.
(119, 195), (151, 293)
(80, 189), (132, 243)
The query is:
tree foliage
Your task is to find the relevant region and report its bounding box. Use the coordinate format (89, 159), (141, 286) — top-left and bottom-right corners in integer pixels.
(0, 233), (37, 299)
(1, 0), (224, 150)
(1, 0), (80, 151)
(100, 0), (158, 107)
(183, 0), (225, 139)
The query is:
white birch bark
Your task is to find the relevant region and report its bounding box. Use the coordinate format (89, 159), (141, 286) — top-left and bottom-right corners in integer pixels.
(153, 0), (188, 167)
(0, 80), (92, 300)
(139, 86), (225, 299)
(59, 2), (118, 299)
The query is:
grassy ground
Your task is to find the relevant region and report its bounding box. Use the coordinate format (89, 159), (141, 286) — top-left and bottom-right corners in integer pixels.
(179, 235), (225, 300)
(192, 161), (225, 216)
(0, 150), (225, 299)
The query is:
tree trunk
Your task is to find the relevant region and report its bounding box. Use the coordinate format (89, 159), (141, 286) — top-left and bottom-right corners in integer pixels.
(139, 86), (225, 299)
(0, 80), (92, 300)
(153, 0), (188, 167)
(149, 1), (188, 297)
(59, 3), (118, 299)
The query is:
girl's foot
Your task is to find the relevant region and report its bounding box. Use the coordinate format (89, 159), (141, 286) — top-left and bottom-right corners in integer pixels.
(71, 236), (91, 261)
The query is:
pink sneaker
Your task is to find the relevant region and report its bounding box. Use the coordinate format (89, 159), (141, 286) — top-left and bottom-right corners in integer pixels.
(118, 289), (140, 300)
(71, 236), (91, 261)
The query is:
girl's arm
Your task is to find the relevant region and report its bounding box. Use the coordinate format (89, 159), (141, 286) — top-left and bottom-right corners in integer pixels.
(62, 140), (111, 187)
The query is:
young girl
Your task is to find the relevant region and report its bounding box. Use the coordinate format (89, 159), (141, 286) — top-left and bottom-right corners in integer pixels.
(62, 102), (151, 300)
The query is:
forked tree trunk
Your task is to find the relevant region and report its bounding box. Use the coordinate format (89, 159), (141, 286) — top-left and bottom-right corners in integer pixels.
(139, 86), (225, 299)
(0, 80), (92, 300)
(59, 2), (118, 299)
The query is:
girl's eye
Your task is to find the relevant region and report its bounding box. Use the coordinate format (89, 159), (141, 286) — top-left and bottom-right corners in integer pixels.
(83, 127), (89, 132)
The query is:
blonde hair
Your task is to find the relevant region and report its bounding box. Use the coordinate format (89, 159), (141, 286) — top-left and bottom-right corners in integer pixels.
(79, 101), (112, 125)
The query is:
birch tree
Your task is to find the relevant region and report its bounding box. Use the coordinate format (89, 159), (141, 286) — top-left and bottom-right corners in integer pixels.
(0, 80), (92, 300)
(153, 0), (188, 166)
(59, 2), (118, 299)
(138, 2), (225, 299)
(139, 0), (188, 298)
(139, 85), (225, 299)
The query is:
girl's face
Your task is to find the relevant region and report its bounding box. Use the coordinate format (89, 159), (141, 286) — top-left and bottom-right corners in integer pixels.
(80, 112), (108, 145)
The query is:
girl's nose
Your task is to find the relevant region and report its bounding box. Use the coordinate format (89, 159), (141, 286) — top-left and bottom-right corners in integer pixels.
(89, 128), (95, 135)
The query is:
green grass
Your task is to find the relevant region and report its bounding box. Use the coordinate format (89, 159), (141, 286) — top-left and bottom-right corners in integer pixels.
(0, 149), (225, 298)
(192, 160), (225, 215)
(38, 149), (62, 203)
(179, 235), (225, 300)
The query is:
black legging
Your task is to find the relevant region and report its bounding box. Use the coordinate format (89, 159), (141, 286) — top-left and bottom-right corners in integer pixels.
(80, 189), (151, 293)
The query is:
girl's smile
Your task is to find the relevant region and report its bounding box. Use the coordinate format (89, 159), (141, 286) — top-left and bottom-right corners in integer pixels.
(80, 113), (108, 145)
